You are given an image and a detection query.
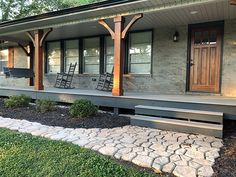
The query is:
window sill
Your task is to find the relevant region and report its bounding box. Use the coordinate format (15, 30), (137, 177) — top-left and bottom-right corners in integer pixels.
(45, 73), (99, 77)
(123, 74), (152, 78)
(76, 74), (100, 77)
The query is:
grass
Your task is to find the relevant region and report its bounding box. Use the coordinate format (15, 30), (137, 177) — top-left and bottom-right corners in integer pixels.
(0, 128), (159, 177)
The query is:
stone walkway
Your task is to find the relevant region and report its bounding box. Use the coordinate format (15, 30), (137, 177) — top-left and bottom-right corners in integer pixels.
(0, 117), (223, 177)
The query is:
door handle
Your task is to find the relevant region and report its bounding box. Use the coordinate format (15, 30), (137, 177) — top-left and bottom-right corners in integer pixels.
(190, 59), (194, 66)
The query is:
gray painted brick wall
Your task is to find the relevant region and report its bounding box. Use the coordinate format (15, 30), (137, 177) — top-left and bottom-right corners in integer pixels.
(222, 19), (236, 96)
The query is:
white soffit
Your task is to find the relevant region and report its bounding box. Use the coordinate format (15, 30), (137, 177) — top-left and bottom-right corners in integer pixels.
(0, 0), (236, 41)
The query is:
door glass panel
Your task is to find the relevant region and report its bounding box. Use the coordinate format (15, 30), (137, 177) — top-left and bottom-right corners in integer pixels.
(209, 31), (217, 45)
(194, 32), (201, 45)
(202, 31), (209, 45)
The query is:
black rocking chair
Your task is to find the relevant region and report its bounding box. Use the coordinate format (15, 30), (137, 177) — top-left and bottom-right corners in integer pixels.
(54, 63), (77, 89)
(96, 67), (113, 91)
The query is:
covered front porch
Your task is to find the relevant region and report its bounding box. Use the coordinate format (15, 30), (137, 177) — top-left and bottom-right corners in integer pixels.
(0, 0), (236, 97)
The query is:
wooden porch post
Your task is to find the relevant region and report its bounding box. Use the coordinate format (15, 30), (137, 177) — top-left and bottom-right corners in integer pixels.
(26, 28), (52, 90)
(33, 29), (44, 90)
(7, 48), (14, 68)
(230, 0), (236, 5)
(99, 14), (143, 96)
(113, 16), (125, 96)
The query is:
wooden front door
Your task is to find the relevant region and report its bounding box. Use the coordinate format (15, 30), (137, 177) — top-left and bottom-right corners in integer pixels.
(189, 27), (222, 93)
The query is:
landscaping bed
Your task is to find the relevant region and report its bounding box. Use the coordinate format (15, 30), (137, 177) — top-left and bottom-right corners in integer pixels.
(0, 98), (130, 129)
(213, 120), (236, 177)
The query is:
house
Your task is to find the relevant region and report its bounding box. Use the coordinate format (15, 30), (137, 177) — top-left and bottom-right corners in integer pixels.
(0, 0), (235, 137)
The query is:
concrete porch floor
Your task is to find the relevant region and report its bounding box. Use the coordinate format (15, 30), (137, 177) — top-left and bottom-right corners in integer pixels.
(2, 86), (236, 105)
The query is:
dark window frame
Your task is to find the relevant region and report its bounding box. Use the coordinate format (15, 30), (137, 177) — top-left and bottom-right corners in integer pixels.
(45, 41), (62, 74)
(104, 35), (114, 73)
(82, 36), (101, 74)
(126, 29), (153, 75)
(63, 39), (80, 74)
(45, 29), (153, 75)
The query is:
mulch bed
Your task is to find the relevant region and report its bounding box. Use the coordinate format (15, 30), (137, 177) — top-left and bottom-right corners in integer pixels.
(213, 120), (236, 177)
(0, 99), (130, 129)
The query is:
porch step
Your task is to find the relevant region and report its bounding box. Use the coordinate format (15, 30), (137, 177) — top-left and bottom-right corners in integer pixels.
(135, 105), (223, 124)
(130, 115), (223, 138)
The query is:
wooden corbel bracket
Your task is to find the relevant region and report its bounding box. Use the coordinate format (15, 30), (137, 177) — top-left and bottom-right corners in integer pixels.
(122, 14), (143, 39)
(18, 43), (30, 56)
(26, 28), (53, 47)
(99, 13), (143, 40)
(230, 0), (236, 5)
(98, 20), (115, 39)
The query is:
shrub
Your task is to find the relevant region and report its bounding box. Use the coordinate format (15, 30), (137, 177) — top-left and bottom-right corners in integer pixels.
(4, 95), (31, 108)
(36, 99), (56, 113)
(69, 99), (97, 118)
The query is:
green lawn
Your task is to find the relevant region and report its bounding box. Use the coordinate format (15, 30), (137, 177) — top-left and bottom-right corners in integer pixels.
(0, 128), (158, 177)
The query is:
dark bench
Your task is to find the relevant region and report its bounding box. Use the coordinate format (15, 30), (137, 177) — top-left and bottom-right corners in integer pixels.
(3, 67), (34, 78)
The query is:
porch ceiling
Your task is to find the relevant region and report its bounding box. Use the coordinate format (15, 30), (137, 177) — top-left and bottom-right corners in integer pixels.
(0, 0), (235, 43)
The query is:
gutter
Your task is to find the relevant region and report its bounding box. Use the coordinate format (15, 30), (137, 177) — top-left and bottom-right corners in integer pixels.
(0, 0), (140, 28)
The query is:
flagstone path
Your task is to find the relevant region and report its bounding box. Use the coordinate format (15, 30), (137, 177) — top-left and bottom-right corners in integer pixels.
(0, 116), (223, 177)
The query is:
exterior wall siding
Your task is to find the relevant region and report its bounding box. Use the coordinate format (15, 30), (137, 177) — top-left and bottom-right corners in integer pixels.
(222, 19), (236, 96)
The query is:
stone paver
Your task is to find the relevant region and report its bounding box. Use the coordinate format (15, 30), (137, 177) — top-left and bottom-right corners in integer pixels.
(173, 166), (196, 177)
(0, 116), (223, 177)
(132, 155), (154, 168)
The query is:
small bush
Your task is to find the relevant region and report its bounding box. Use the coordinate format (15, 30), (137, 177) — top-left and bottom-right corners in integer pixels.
(69, 99), (97, 118)
(36, 99), (56, 113)
(4, 95), (31, 108)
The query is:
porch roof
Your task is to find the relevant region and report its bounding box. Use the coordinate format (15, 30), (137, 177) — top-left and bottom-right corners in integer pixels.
(0, 0), (235, 43)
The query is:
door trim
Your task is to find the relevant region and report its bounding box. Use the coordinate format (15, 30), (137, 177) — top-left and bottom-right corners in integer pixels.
(186, 21), (224, 93)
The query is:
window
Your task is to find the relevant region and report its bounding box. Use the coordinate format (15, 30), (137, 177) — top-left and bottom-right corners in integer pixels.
(104, 36), (114, 73)
(64, 40), (79, 74)
(0, 49), (8, 73)
(47, 42), (61, 74)
(83, 37), (100, 74)
(128, 31), (152, 74)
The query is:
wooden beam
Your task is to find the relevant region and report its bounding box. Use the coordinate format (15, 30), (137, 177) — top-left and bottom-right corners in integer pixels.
(98, 20), (115, 39)
(99, 14), (143, 96)
(113, 16), (125, 96)
(7, 48), (14, 68)
(40, 28), (52, 47)
(18, 44), (30, 56)
(26, 29), (52, 90)
(34, 30), (44, 90)
(230, 0), (236, 5)
(26, 32), (35, 47)
(122, 14), (143, 39)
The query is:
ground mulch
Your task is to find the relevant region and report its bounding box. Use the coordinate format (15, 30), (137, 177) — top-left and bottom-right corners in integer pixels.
(212, 120), (236, 177)
(0, 99), (130, 129)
